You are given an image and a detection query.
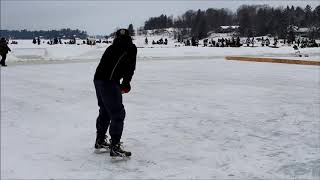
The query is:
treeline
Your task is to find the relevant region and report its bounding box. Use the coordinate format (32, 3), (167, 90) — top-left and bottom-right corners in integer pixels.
(143, 4), (320, 39)
(0, 28), (88, 39)
(237, 4), (319, 38)
(144, 14), (174, 30)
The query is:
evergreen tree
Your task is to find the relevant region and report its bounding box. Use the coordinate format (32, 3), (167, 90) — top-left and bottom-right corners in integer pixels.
(191, 10), (203, 38)
(295, 6), (305, 27)
(256, 6), (269, 36)
(128, 24), (135, 36)
(304, 5), (313, 26)
(238, 6), (253, 36)
(313, 5), (320, 26)
(198, 19), (208, 39)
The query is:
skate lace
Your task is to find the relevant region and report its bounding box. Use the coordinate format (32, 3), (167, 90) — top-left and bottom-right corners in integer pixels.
(97, 135), (109, 146)
(113, 143), (125, 152)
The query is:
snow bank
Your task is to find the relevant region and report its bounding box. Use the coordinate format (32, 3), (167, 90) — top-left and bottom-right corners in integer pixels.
(8, 40), (108, 62)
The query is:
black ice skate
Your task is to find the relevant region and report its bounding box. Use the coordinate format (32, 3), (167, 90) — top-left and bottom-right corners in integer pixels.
(110, 143), (131, 158)
(94, 135), (110, 154)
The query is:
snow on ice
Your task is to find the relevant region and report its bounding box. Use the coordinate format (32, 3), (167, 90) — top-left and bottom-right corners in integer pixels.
(1, 36), (320, 179)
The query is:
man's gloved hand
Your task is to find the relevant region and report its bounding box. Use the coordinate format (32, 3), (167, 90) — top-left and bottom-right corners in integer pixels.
(120, 81), (131, 94)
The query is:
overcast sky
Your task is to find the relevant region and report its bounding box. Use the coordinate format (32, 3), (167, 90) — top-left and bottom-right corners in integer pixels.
(1, 0), (319, 35)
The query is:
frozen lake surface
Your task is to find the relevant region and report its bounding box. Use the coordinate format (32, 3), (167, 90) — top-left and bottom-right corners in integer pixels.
(1, 55), (319, 179)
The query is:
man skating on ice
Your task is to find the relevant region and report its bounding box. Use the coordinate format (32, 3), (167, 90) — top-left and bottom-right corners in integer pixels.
(93, 29), (137, 157)
(0, 37), (11, 67)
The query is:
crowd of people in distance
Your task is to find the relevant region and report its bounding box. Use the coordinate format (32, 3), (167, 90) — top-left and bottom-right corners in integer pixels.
(144, 37), (169, 45)
(30, 37), (113, 46)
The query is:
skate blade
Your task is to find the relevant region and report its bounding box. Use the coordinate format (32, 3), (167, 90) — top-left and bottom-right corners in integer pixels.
(94, 148), (109, 154)
(110, 155), (130, 162)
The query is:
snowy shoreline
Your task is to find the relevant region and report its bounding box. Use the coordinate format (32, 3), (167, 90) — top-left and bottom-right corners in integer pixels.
(5, 39), (320, 63)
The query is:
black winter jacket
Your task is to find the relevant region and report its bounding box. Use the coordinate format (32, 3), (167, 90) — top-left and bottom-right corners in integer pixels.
(0, 41), (11, 55)
(94, 43), (137, 85)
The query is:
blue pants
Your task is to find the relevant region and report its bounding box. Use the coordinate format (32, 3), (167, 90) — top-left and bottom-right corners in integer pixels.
(94, 80), (126, 145)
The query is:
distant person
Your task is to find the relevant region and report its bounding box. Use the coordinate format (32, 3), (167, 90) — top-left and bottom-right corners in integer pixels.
(261, 37), (265, 47)
(191, 37), (196, 46)
(231, 37), (235, 45)
(145, 37), (148, 45)
(54, 38), (58, 44)
(203, 39), (208, 47)
(236, 36), (240, 47)
(187, 39), (191, 46)
(37, 37), (41, 45)
(266, 38), (270, 46)
(246, 37), (250, 47)
(0, 38), (11, 67)
(251, 37), (255, 47)
(273, 38), (278, 46)
(93, 29), (137, 157)
(212, 40), (216, 47)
